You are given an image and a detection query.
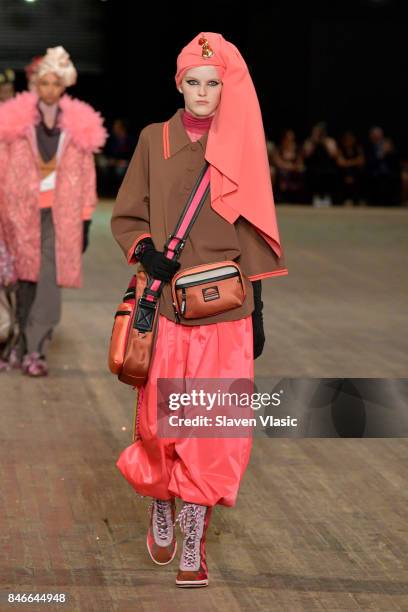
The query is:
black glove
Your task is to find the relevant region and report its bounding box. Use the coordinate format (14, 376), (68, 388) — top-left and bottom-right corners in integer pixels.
(136, 238), (181, 283)
(82, 220), (91, 253)
(251, 280), (265, 359)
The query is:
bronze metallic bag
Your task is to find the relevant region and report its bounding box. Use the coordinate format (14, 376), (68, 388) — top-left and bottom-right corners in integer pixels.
(108, 162), (211, 387)
(171, 260), (246, 320)
(108, 265), (160, 387)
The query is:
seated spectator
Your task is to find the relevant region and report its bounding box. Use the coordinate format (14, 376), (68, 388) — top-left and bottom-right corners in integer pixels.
(0, 68), (15, 104)
(365, 126), (401, 205)
(105, 118), (135, 173)
(303, 122), (338, 206)
(336, 130), (365, 206)
(265, 134), (276, 183)
(97, 118), (136, 197)
(400, 159), (408, 206)
(271, 129), (305, 203)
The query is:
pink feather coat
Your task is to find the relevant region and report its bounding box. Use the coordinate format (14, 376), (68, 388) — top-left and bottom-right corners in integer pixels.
(0, 91), (107, 288)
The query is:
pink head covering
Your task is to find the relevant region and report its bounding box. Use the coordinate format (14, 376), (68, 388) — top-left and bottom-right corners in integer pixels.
(26, 46), (77, 91)
(175, 32), (282, 257)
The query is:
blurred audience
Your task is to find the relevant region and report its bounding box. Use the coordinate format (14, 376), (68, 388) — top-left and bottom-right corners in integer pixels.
(271, 129), (305, 203)
(266, 135), (276, 183)
(336, 130), (365, 206)
(96, 118), (136, 197)
(303, 122), (338, 207)
(365, 126), (401, 206)
(401, 159), (408, 205)
(264, 123), (403, 206)
(0, 68), (15, 103)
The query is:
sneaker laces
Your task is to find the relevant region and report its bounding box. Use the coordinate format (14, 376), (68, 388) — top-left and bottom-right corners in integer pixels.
(148, 499), (173, 543)
(175, 503), (205, 569)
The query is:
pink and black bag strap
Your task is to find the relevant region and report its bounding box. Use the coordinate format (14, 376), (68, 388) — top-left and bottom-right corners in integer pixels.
(134, 162), (210, 332)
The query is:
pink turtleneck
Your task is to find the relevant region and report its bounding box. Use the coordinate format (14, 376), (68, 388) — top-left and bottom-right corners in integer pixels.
(38, 100), (59, 129)
(182, 109), (213, 142)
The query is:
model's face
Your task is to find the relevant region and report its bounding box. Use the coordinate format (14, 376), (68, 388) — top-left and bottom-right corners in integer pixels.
(177, 65), (222, 118)
(36, 72), (65, 105)
(0, 82), (14, 102)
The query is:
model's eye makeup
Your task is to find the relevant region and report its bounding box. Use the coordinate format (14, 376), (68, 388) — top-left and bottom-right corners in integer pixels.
(185, 79), (221, 86)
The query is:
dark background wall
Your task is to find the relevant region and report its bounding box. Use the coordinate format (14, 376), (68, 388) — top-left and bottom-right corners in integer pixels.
(1, 0), (407, 152)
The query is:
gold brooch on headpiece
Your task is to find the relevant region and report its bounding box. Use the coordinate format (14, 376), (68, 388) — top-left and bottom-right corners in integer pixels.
(198, 37), (214, 59)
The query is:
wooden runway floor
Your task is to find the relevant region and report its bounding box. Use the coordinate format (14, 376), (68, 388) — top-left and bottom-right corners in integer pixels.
(0, 203), (407, 611)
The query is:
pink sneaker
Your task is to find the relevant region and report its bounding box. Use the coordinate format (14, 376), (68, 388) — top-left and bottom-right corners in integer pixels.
(22, 352), (48, 377)
(146, 498), (177, 565)
(175, 503), (213, 587)
(0, 358), (9, 372)
(8, 347), (22, 370)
